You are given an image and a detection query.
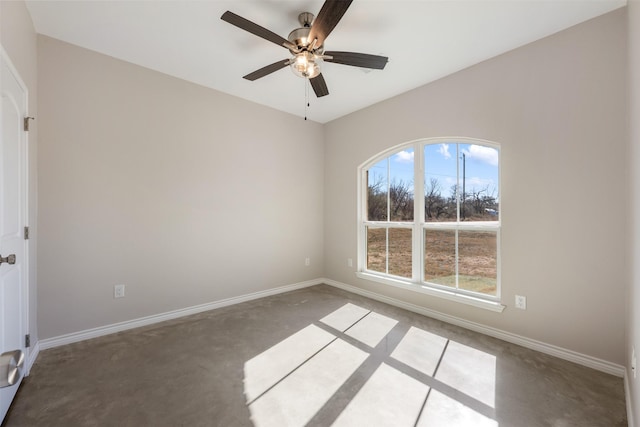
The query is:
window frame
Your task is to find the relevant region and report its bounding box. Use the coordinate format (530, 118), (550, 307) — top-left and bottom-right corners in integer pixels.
(357, 138), (505, 312)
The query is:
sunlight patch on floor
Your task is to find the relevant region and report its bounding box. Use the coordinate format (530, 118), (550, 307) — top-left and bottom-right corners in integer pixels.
(320, 303), (370, 332)
(248, 339), (367, 427)
(244, 325), (335, 403)
(435, 340), (497, 408)
(344, 311), (398, 348)
(417, 390), (498, 427)
(391, 326), (448, 377)
(244, 302), (499, 427)
(332, 363), (429, 426)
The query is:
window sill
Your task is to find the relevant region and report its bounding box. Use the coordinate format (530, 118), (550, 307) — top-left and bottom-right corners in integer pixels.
(355, 272), (506, 313)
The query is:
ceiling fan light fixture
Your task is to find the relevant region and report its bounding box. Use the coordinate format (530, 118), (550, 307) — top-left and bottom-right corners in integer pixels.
(222, 1), (388, 99)
(288, 27), (311, 50)
(290, 52), (320, 79)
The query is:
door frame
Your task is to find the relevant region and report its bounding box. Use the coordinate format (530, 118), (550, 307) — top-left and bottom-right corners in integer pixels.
(1, 45), (31, 374)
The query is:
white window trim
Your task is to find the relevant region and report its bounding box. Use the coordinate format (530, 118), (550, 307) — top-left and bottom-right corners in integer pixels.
(357, 137), (505, 313)
(355, 271), (505, 312)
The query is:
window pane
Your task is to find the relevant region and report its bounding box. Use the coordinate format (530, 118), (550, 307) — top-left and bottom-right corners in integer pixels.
(424, 229), (456, 287)
(362, 140), (500, 303)
(458, 231), (497, 295)
(366, 227), (386, 273)
(459, 144), (499, 221)
(367, 160), (388, 221)
(390, 149), (414, 221)
(424, 144), (458, 222)
(388, 228), (412, 278)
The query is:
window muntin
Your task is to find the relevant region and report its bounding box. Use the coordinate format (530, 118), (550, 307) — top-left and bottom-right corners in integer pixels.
(360, 139), (500, 302)
(365, 225), (413, 280)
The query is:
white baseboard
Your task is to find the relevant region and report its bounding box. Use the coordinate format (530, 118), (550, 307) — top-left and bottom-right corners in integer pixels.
(38, 278), (322, 351)
(34, 277), (625, 379)
(322, 278), (626, 378)
(25, 277), (634, 424)
(625, 370), (635, 427)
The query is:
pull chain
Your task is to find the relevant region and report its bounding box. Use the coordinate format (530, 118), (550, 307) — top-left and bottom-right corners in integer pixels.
(304, 78), (309, 121)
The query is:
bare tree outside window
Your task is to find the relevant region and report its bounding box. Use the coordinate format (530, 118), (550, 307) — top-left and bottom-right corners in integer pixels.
(363, 141), (499, 298)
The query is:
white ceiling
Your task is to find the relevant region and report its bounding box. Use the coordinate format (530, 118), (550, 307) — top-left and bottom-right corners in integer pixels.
(25, 0), (625, 123)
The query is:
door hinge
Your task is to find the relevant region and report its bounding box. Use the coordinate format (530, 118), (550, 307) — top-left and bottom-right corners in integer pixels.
(25, 334), (31, 348)
(23, 116), (34, 132)
(24, 226), (29, 240)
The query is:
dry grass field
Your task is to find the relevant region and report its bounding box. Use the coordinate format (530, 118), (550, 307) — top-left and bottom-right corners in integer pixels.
(367, 228), (497, 295)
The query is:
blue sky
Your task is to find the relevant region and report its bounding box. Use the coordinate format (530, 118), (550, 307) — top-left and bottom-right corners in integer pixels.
(369, 143), (499, 200)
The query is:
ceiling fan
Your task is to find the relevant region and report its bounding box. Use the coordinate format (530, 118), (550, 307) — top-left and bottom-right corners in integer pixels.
(221, 0), (388, 98)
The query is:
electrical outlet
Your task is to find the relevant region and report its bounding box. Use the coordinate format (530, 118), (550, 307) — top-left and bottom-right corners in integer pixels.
(633, 346), (637, 379)
(114, 284), (125, 299)
(305, 257), (310, 266)
(515, 295), (527, 310)
(347, 258), (353, 268)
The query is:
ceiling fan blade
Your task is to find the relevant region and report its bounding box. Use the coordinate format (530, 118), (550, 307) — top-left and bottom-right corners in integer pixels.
(221, 11), (293, 49)
(310, 73), (329, 98)
(308, 0), (353, 48)
(324, 51), (388, 70)
(243, 59), (290, 81)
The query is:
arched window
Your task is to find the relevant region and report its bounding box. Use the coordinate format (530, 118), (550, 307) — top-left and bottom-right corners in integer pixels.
(358, 138), (502, 310)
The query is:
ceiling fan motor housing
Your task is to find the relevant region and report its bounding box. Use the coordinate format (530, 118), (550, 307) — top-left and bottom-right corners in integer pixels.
(288, 12), (323, 54)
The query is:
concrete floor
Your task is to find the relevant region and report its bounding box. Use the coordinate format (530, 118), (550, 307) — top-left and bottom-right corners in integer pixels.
(2, 285), (628, 426)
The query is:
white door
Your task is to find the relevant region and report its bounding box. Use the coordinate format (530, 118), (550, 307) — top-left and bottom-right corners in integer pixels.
(0, 49), (29, 423)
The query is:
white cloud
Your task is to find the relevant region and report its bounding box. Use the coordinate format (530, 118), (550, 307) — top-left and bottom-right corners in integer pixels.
(438, 143), (451, 160)
(462, 145), (498, 166)
(465, 177), (496, 190)
(394, 150), (414, 163)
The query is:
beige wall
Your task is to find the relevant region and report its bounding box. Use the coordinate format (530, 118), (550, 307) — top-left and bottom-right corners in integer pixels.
(36, 36), (324, 339)
(25, 2), (633, 374)
(324, 9), (628, 364)
(1, 1), (39, 344)
(628, 0), (639, 423)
